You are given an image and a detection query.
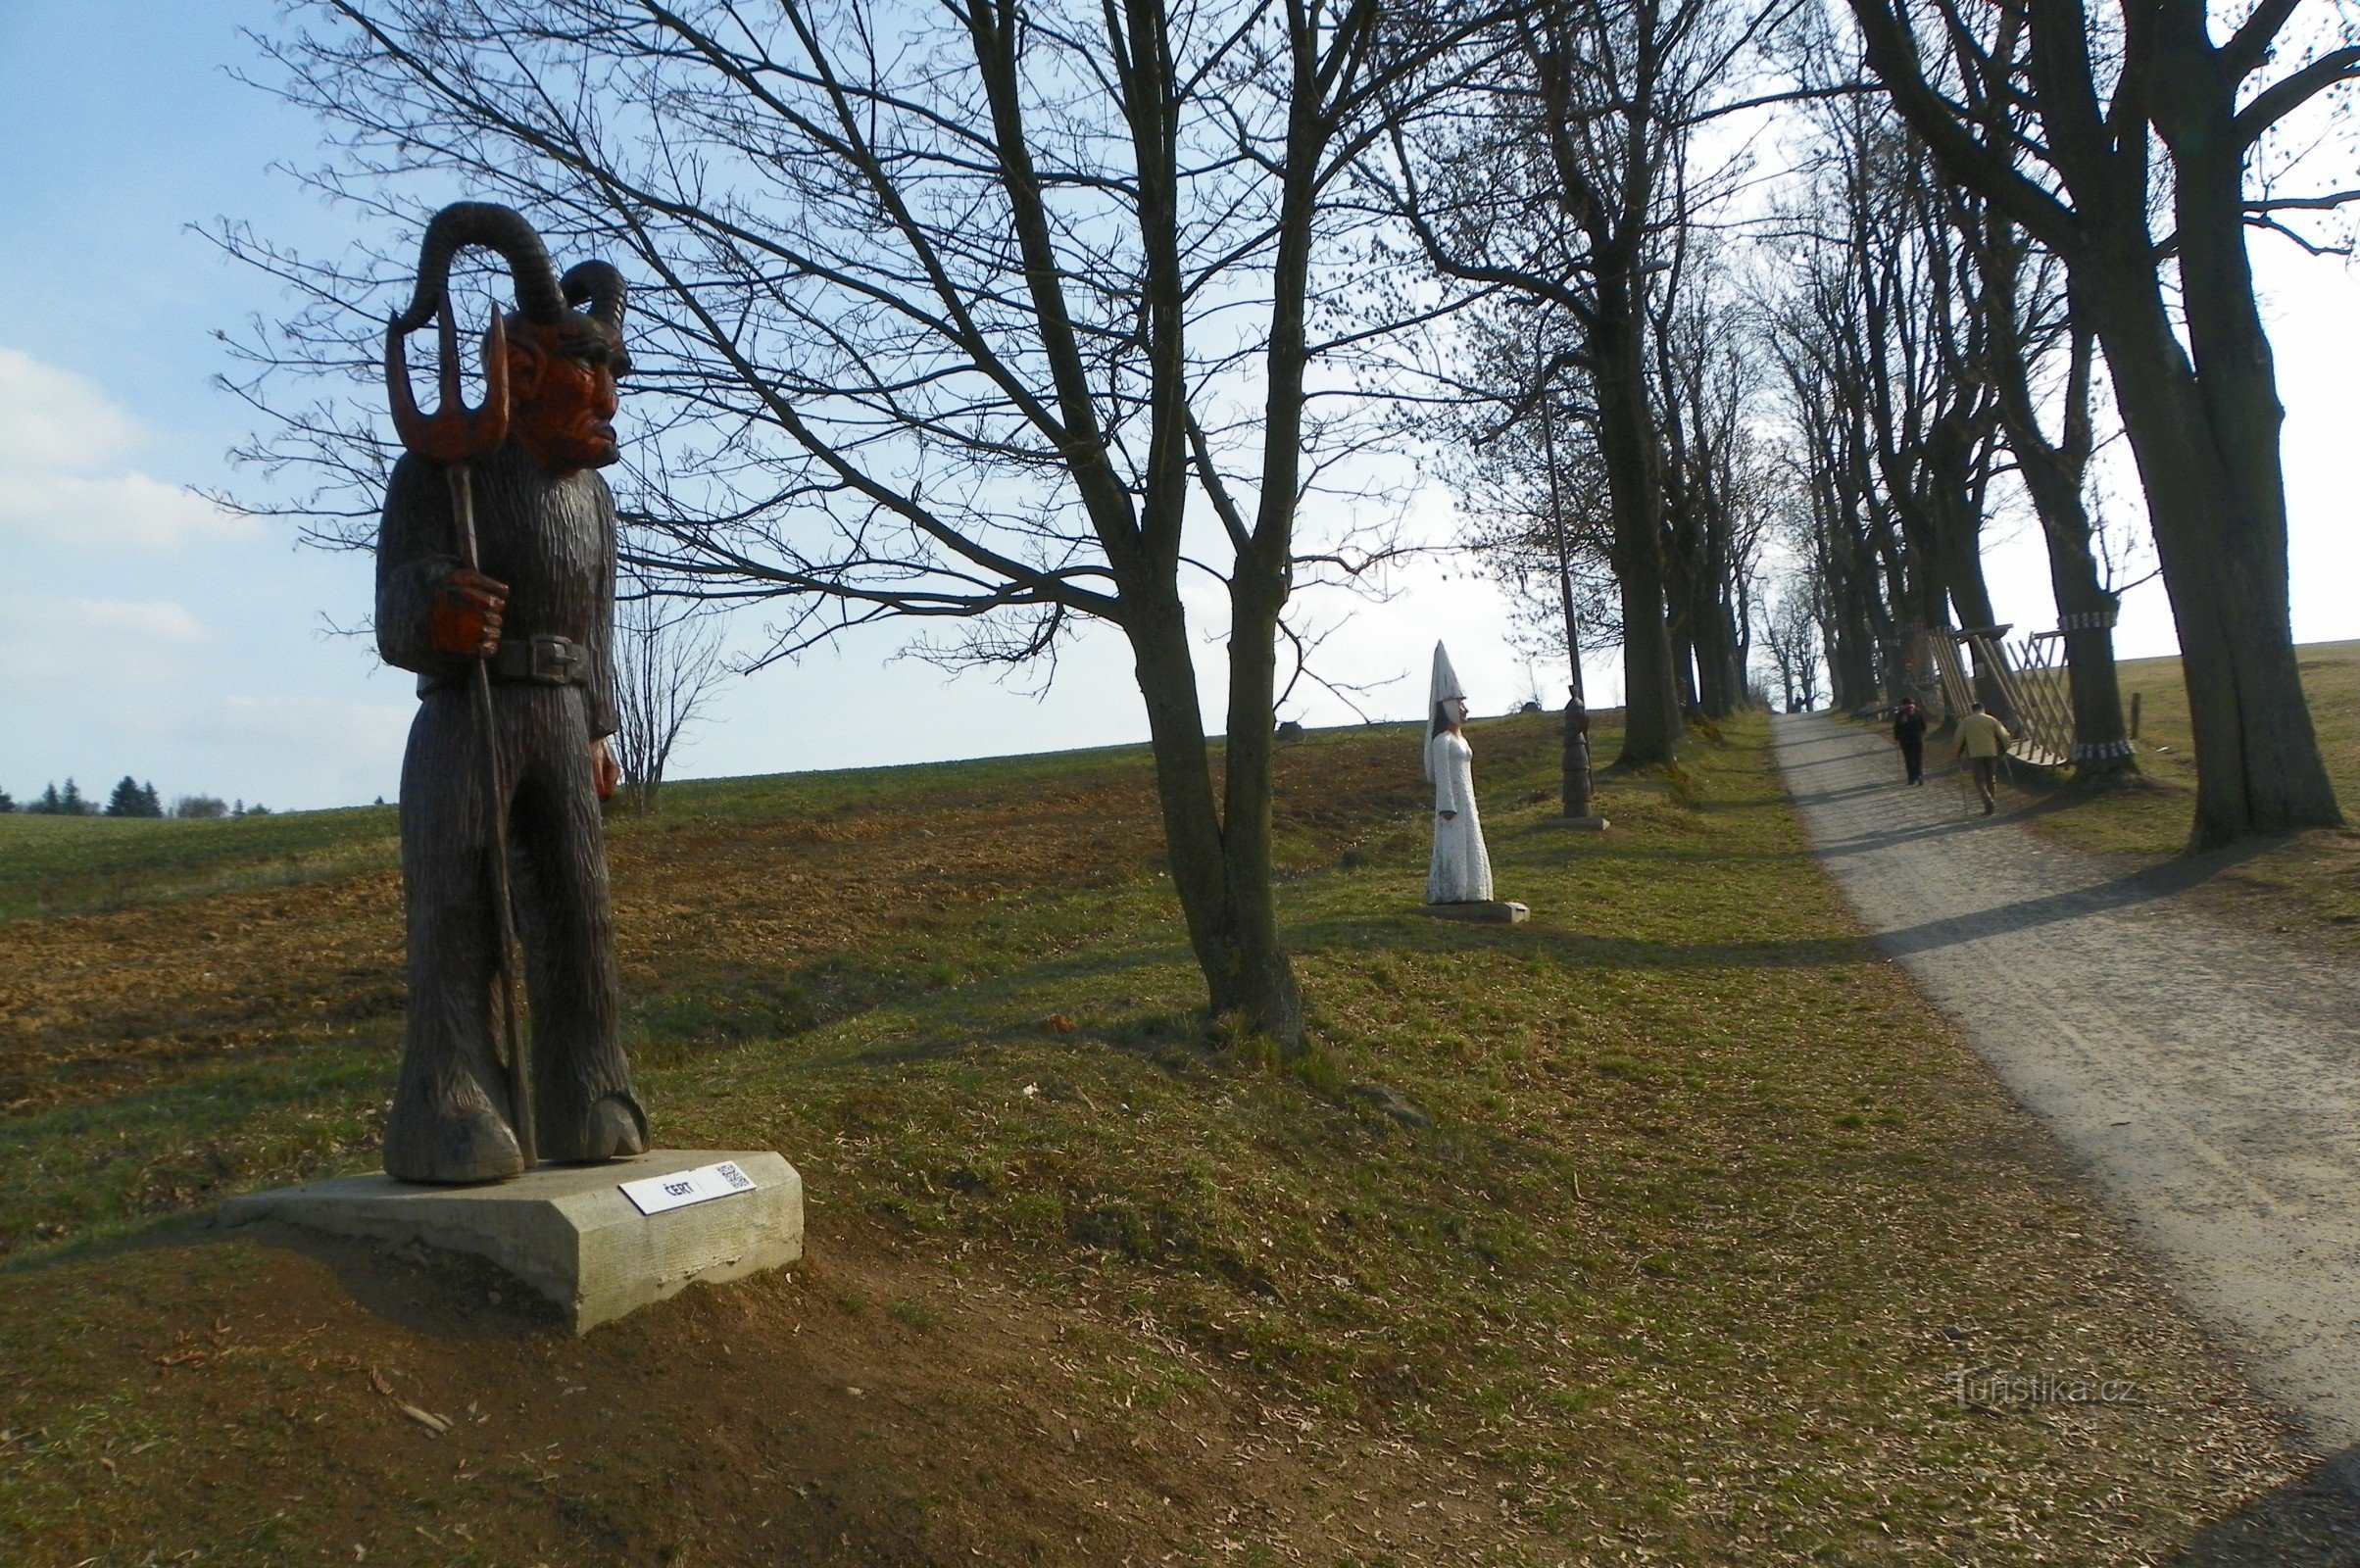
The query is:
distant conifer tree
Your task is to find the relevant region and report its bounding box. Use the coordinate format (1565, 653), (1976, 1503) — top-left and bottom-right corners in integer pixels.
(105, 776), (163, 817)
(29, 781), (92, 814)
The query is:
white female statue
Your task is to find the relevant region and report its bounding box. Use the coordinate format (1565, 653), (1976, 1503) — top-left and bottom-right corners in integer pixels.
(1424, 641), (1496, 905)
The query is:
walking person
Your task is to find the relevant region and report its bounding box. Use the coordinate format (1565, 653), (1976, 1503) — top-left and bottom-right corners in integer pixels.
(1955, 702), (2015, 816)
(1892, 697), (1928, 786)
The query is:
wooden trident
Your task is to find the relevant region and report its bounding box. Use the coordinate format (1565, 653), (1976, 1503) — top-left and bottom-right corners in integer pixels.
(386, 300), (537, 1168)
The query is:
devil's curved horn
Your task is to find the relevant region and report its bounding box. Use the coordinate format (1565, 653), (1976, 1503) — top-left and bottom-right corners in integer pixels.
(562, 260), (627, 332)
(389, 201), (566, 336)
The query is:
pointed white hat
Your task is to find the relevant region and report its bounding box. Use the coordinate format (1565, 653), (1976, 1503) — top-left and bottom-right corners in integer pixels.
(1425, 641), (1466, 778)
(1429, 640), (1466, 706)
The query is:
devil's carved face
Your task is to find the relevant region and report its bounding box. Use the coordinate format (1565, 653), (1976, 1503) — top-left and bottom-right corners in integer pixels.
(506, 323), (623, 474)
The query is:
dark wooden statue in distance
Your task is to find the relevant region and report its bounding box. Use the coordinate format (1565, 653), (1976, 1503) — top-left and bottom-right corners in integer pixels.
(376, 202), (648, 1184)
(1562, 689), (1594, 819)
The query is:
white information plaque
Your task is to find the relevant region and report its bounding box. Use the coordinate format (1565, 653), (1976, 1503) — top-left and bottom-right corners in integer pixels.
(618, 1159), (760, 1217)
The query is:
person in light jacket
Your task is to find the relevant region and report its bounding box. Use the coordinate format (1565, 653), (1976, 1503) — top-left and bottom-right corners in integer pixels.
(1955, 702), (2015, 816)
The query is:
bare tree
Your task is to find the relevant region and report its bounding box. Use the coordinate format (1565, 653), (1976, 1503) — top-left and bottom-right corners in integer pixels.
(1768, 64), (2057, 722)
(1379, 0), (1786, 765)
(221, 0), (1492, 1048)
(1765, 279), (1899, 710)
(610, 592), (729, 813)
(1427, 314), (1624, 690)
(1757, 578), (1824, 711)
(1844, 0), (2354, 844)
(1963, 198), (2136, 769)
(1648, 235), (1775, 719)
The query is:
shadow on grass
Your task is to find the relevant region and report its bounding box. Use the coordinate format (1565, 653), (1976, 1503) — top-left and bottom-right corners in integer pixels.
(639, 928), (1202, 1065)
(1290, 911), (1876, 971)
(235, 1217), (567, 1342)
(2173, 1446), (2360, 1566)
(0, 1211), (566, 1344)
(1502, 831), (1808, 864)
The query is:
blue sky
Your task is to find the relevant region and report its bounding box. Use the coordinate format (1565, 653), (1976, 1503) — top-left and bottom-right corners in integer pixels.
(2, 2), (2356, 810)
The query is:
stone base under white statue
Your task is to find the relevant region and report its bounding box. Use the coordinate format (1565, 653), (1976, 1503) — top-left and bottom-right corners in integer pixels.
(1419, 900), (1529, 924)
(1541, 814), (1610, 830)
(219, 1149), (802, 1334)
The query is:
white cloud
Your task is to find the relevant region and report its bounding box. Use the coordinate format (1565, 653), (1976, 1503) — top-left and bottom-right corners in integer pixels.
(0, 592), (207, 680)
(0, 344), (258, 549)
(0, 594), (207, 706)
(189, 693), (412, 760)
(0, 345), (140, 476)
(0, 469), (256, 550)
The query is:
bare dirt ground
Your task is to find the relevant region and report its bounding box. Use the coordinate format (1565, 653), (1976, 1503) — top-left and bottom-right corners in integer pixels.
(10, 1212), (1491, 1567)
(1777, 712), (2360, 1474)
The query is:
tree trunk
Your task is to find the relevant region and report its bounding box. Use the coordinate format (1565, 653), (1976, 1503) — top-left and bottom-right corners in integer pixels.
(1845, 0), (2339, 844)
(2005, 391), (2132, 769)
(1936, 488), (2018, 724)
(1996, 336), (2133, 770)
(2079, 255), (2336, 843)
(1691, 573), (1741, 717)
(1593, 303), (1684, 764)
(1123, 592), (1302, 1043)
(1219, 564), (1304, 1044)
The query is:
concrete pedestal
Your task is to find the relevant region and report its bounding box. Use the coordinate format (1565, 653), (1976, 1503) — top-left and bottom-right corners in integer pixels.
(1541, 814), (1611, 831)
(1418, 900), (1529, 924)
(220, 1150), (803, 1334)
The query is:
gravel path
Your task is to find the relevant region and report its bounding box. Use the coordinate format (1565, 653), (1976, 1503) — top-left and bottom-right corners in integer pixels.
(1774, 711), (2360, 1452)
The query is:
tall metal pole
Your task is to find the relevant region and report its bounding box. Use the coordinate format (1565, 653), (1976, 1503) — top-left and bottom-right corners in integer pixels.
(1542, 393), (1595, 819)
(1541, 395), (1585, 705)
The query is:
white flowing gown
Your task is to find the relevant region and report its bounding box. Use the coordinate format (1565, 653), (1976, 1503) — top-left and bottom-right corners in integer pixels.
(1425, 730), (1495, 904)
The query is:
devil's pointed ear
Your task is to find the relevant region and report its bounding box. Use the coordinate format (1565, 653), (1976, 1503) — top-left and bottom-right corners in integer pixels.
(502, 329), (547, 401)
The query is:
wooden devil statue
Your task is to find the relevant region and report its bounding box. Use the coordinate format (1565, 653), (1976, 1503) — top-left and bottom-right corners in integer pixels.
(377, 201), (647, 1183)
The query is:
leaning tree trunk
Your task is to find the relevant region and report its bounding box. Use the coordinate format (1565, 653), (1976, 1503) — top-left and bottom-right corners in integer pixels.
(2080, 247), (2337, 845)
(1934, 485), (2019, 727)
(1996, 354), (2133, 770)
(2009, 416), (2132, 770)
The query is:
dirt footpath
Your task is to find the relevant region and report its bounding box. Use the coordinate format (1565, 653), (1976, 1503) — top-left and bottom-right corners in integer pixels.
(1775, 712), (2360, 1459)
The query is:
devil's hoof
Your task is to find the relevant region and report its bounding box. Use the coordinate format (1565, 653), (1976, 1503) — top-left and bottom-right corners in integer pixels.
(545, 1095), (649, 1164)
(383, 1104), (525, 1185)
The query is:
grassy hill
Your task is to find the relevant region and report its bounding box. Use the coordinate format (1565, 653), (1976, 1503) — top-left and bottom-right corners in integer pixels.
(2005, 639), (2360, 937)
(0, 713), (2343, 1564)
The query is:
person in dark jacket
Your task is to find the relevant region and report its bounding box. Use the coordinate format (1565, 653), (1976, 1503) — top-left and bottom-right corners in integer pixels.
(1892, 697), (1928, 786)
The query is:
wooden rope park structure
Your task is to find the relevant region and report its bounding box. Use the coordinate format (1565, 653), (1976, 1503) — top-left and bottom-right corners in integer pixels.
(1898, 614), (2135, 771)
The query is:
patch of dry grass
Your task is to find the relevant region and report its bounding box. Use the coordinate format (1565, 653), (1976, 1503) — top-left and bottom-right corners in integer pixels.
(2011, 639), (2360, 940)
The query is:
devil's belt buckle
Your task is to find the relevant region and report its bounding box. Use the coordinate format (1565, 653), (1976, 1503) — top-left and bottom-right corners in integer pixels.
(527, 634), (583, 683)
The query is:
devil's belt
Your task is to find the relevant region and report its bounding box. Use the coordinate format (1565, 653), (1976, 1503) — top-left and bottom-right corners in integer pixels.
(420, 634), (590, 696)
